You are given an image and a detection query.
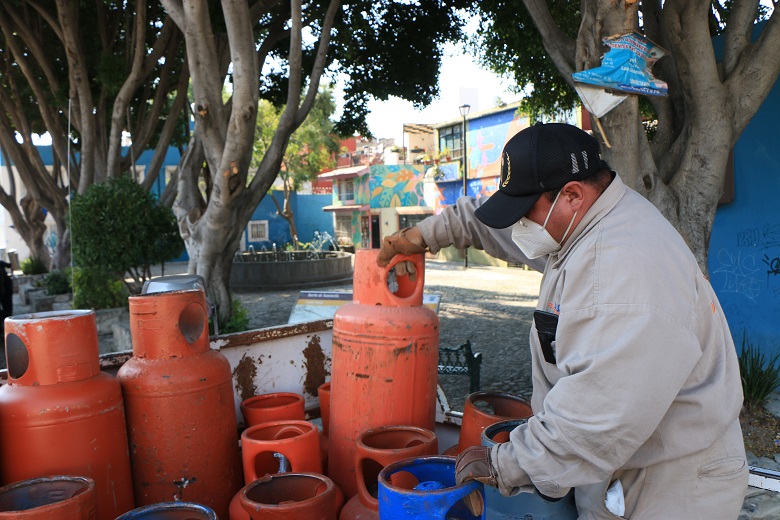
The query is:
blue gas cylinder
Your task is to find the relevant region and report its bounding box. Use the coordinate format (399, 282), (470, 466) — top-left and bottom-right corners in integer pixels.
(377, 455), (485, 520)
(481, 420), (578, 519)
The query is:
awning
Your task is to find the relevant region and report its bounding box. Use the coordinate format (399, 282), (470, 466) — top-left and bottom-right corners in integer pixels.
(322, 204), (368, 213)
(394, 206), (434, 215)
(318, 165), (370, 180)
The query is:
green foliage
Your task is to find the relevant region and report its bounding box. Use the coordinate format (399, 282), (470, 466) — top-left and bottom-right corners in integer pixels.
(251, 87), (340, 185)
(43, 269), (73, 295)
(20, 256), (48, 275)
(70, 175), (184, 291)
(467, 1), (582, 120)
(738, 334), (780, 411)
(72, 267), (129, 310)
(220, 299), (250, 334)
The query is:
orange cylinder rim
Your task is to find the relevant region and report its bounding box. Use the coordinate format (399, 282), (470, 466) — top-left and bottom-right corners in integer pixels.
(242, 393), (305, 411)
(456, 391), (532, 453)
(356, 425), (437, 452)
(0, 475), (95, 516)
(464, 391), (533, 422)
(240, 473), (337, 518)
(242, 420), (318, 443)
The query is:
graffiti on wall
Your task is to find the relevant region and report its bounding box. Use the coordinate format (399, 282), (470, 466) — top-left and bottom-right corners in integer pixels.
(711, 224), (780, 301)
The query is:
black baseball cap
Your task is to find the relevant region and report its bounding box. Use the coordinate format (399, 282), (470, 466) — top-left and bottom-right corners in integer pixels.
(475, 123), (601, 229)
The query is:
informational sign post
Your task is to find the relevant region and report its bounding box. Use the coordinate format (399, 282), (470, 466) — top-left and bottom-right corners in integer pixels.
(288, 290), (441, 324)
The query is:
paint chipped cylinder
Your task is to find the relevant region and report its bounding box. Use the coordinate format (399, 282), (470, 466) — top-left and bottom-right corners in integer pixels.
(0, 310), (134, 520)
(328, 250), (439, 499)
(0, 476), (97, 519)
(116, 289), (242, 519)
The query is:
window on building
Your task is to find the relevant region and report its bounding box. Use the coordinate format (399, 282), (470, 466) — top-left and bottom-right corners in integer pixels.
(247, 220), (269, 241)
(337, 179), (354, 203)
(335, 215), (353, 241)
(399, 214), (429, 229)
(438, 124), (463, 160)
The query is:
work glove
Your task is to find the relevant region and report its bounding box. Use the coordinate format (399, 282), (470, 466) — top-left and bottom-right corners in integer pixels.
(376, 227), (428, 281)
(455, 445), (498, 516)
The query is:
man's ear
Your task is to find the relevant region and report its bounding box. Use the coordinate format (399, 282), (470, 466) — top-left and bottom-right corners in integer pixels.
(562, 182), (586, 212)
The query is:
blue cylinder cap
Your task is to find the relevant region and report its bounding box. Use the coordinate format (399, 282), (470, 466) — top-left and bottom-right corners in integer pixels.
(414, 480), (446, 491)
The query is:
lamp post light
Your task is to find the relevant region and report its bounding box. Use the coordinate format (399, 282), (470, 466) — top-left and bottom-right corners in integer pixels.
(459, 104), (470, 268)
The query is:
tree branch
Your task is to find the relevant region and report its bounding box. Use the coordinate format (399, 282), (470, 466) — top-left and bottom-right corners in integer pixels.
(142, 60), (191, 192)
(723, 0), (761, 77)
(725, 9), (780, 137)
(107, 0), (148, 179)
(521, 0), (576, 80)
(295, 0), (341, 127)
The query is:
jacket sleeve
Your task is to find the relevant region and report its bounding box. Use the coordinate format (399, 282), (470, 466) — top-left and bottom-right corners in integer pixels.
(416, 196), (547, 272)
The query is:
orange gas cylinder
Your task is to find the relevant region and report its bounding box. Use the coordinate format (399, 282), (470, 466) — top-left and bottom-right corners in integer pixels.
(0, 310), (134, 520)
(328, 250), (439, 499)
(116, 289), (242, 519)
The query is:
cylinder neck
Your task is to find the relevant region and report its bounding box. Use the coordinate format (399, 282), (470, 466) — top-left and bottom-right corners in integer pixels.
(352, 249), (424, 307)
(4, 310), (100, 386)
(128, 289), (210, 359)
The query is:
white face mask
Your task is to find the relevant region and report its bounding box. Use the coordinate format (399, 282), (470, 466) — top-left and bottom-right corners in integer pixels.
(511, 191), (577, 259)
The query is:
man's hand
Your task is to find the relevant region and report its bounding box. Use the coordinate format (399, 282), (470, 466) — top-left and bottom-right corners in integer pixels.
(455, 446), (498, 516)
(376, 227), (428, 281)
(456, 446), (498, 487)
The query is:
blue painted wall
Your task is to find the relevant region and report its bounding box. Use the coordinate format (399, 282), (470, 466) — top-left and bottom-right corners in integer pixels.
(293, 193), (335, 244)
(242, 192), (334, 250)
(708, 76), (780, 354)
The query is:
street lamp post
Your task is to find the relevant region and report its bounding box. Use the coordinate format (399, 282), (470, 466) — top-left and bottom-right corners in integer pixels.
(459, 104), (470, 268)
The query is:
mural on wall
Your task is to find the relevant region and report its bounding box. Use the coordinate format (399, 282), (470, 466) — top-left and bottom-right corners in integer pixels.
(356, 165), (426, 208)
(467, 112), (528, 179)
(432, 178), (501, 211)
(430, 162), (460, 182)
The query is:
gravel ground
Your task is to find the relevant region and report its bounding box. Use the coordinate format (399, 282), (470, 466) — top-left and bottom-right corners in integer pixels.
(232, 259), (543, 412)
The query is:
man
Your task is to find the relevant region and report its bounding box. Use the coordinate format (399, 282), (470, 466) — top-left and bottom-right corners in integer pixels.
(377, 123), (747, 518)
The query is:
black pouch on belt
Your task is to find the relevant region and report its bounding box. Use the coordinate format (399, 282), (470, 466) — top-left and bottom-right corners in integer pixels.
(534, 310), (559, 364)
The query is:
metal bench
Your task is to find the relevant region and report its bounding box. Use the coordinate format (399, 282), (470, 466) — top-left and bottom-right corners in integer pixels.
(438, 340), (482, 393)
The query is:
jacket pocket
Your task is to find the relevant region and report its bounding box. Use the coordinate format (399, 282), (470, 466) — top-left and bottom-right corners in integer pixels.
(697, 456), (746, 481)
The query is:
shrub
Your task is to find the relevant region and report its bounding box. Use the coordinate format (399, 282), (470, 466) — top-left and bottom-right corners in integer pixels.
(43, 269), (72, 295)
(70, 175), (184, 293)
(72, 267), (129, 310)
(738, 334), (780, 410)
(20, 256), (48, 275)
(220, 299), (250, 334)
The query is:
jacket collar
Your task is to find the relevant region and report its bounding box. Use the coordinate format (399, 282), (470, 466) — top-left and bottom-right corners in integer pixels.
(549, 172), (627, 266)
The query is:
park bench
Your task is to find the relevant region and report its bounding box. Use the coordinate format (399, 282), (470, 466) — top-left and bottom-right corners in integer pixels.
(438, 340), (482, 393)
